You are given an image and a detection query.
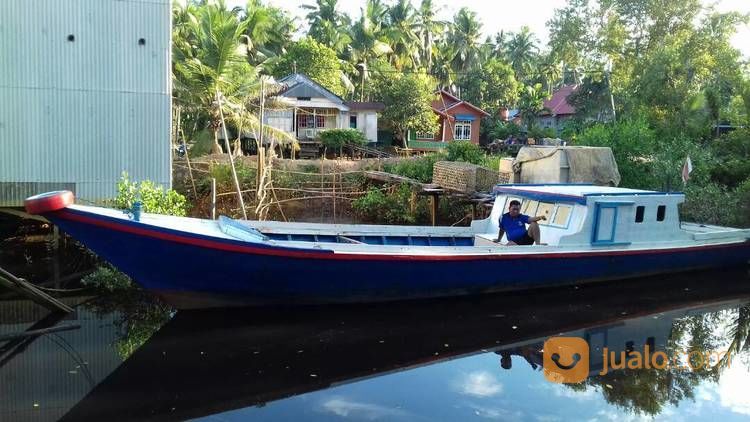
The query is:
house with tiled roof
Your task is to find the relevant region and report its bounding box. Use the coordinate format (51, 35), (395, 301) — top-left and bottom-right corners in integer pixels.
(407, 90), (490, 150)
(265, 73), (384, 143)
(536, 85), (578, 135)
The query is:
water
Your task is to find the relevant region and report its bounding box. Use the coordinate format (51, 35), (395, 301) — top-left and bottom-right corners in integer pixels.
(2, 269), (750, 422)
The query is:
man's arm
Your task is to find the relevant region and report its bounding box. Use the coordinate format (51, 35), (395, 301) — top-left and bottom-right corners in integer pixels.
(527, 215), (547, 223)
(495, 228), (505, 243)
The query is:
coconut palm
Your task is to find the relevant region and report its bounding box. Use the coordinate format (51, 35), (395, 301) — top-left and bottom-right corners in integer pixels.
(347, 4), (392, 100)
(414, 0), (446, 70)
(384, 0), (421, 70)
(446, 7), (483, 73)
(507, 26), (540, 82)
(242, 1), (296, 67)
(302, 0), (350, 53)
(518, 83), (549, 130)
(172, 3), (296, 154)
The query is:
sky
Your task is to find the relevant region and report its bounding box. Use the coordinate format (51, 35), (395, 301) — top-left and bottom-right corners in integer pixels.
(227, 0), (750, 58)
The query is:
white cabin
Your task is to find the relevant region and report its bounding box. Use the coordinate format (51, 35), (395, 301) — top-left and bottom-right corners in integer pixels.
(472, 185), (746, 247)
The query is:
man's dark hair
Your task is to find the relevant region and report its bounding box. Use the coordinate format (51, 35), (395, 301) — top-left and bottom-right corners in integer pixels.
(509, 200), (521, 208)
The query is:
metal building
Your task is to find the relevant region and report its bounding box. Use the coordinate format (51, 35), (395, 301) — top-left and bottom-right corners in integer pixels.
(0, 0), (172, 206)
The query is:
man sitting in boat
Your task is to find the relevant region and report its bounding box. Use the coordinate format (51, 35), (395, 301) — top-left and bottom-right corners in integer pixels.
(494, 200), (546, 245)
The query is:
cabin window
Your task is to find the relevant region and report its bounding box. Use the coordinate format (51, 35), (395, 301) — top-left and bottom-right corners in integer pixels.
(521, 200), (539, 216)
(635, 206), (645, 223)
(657, 205), (666, 222)
(349, 115), (357, 129)
(552, 205), (572, 227)
(536, 202), (554, 225)
(454, 120), (471, 140)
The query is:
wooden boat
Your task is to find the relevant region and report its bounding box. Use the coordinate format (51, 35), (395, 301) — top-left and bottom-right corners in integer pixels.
(25, 185), (750, 309)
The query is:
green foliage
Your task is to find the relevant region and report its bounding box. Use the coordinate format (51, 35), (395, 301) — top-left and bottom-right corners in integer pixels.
(518, 83), (549, 129)
(272, 37), (347, 96)
(710, 129), (750, 188)
(681, 182), (740, 227)
(187, 129), (215, 157)
(527, 125), (556, 140)
(484, 119), (521, 141)
(373, 72), (438, 144)
(458, 59), (519, 114)
(576, 118), (658, 189)
(82, 265), (133, 292)
(352, 184), (417, 224)
(445, 141), (484, 164)
(383, 154), (444, 183)
(318, 128), (367, 150)
(114, 173), (187, 216)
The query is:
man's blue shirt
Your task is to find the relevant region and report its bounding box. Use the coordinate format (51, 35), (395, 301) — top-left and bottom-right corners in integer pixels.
(500, 212), (530, 241)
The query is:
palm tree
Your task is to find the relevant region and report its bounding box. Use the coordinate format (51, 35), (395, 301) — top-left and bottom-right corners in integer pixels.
(432, 40), (457, 89)
(536, 57), (563, 95)
(302, 0), (350, 53)
(446, 7), (483, 73)
(384, 0), (421, 70)
(172, 3), (295, 154)
(347, 3), (392, 100)
(518, 83), (549, 130)
(507, 26), (539, 82)
(414, 0), (445, 70)
(242, 1), (297, 67)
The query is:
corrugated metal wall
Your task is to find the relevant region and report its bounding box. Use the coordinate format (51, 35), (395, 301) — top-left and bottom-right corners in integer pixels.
(0, 0), (172, 206)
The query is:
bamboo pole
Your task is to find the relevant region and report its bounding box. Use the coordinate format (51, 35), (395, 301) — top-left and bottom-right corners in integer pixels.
(0, 266), (73, 313)
(216, 91), (248, 220)
(211, 178), (217, 220)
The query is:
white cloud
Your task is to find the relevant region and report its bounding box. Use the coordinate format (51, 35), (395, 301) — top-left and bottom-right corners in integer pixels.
(716, 361), (750, 416)
(456, 371), (504, 398)
(320, 397), (407, 420)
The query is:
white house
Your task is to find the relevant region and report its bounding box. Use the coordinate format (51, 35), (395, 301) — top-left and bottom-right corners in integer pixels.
(266, 73), (384, 142)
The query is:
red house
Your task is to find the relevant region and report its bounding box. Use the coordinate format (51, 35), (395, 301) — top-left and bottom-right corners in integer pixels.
(407, 90), (490, 150)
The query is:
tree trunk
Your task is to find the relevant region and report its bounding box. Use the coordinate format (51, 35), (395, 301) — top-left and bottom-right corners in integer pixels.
(211, 130), (222, 154)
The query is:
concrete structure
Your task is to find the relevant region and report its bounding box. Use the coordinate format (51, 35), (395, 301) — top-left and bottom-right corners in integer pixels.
(408, 90), (489, 150)
(266, 73), (383, 143)
(0, 0), (172, 206)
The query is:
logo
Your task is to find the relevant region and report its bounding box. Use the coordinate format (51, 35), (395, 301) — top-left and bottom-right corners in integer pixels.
(543, 337), (589, 383)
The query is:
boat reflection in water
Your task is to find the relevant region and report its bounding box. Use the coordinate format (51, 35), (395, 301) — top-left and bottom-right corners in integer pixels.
(54, 268), (750, 421)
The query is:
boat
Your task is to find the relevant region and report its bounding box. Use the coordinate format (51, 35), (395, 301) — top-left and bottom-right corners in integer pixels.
(24, 185), (750, 309)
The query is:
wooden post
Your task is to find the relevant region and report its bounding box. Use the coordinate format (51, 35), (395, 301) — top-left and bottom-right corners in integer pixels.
(430, 194), (439, 226)
(0, 266), (73, 313)
(211, 178), (217, 220)
(52, 226), (60, 289)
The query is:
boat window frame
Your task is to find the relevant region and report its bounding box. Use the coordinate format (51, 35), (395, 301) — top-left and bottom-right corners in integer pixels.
(635, 205), (645, 223)
(548, 204), (573, 229)
(536, 202), (555, 226)
(521, 199), (539, 216)
(656, 205), (666, 222)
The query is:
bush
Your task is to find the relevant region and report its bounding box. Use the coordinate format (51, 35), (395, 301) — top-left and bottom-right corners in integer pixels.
(352, 184), (418, 224)
(445, 141), (484, 165)
(82, 265), (133, 291)
(484, 119), (521, 141)
(319, 128), (367, 154)
(527, 125), (556, 140)
(384, 154), (444, 183)
(113, 172), (188, 216)
(207, 162), (256, 191)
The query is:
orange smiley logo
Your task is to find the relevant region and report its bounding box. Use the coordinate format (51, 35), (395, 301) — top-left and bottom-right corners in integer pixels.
(543, 337), (590, 383)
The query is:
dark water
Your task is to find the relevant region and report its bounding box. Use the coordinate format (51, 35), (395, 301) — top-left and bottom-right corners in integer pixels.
(2, 269), (750, 422)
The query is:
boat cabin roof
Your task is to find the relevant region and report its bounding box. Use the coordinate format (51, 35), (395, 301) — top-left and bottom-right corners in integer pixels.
(493, 184), (683, 205)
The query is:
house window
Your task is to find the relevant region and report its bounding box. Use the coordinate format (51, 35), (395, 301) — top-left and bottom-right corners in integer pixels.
(415, 132), (434, 140)
(454, 120), (471, 140)
(657, 205), (666, 222)
(349, 115), (357, 129)
(316, 115), (325, 128)
(635, 206), (645, 223)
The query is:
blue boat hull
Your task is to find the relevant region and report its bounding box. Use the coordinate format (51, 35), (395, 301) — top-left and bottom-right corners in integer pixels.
(47, 208), (750, 308)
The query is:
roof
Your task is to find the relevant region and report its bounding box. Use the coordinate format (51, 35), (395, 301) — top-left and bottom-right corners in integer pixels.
(277, 73), (344, 105)
(493, 184), (682, 205)
(542, 85), (577, 116)
(431, 90), (490, 118)
(344, 101), (385, 111)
